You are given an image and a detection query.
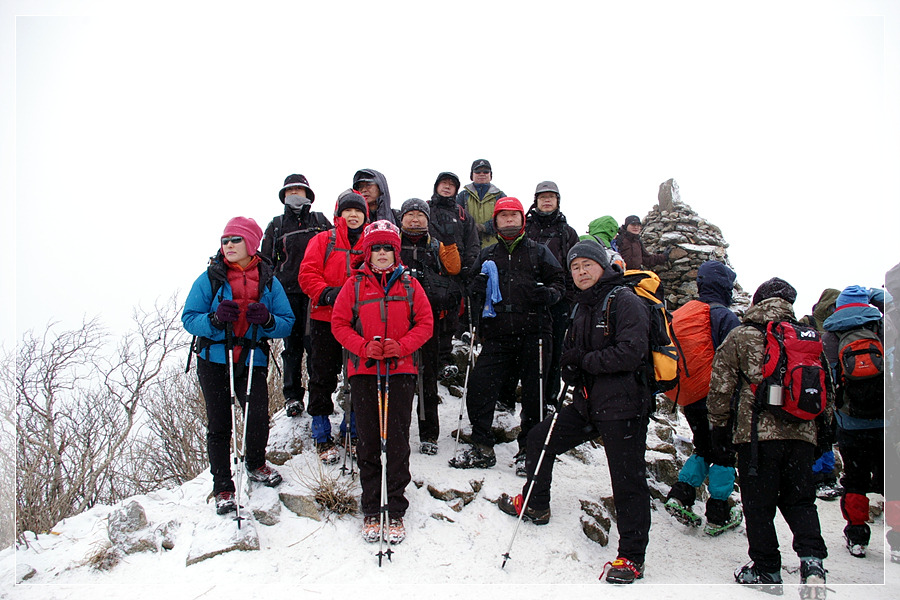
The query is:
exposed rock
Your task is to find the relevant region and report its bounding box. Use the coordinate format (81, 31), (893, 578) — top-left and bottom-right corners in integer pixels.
(266, 450), (294, 465)
(185, 520), (260, 566)
(107, 501), (156, 555)
(431, 512), (456, 522)
(279, 493), (321, 521)
(580, 498), (613, 546)
(427, 479), (483, 510)
(251, 489), (283, 526)
(17, 564), (37, 582)
(155, 520), (177, 550)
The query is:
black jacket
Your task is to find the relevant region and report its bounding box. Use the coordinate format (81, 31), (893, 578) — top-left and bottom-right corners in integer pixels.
(524, 208), (580, 302)
(565, 269), (653, 422)
(473, 236), (564, 338)
(261, 206), (331, 295)
(428, 173), (480, 280)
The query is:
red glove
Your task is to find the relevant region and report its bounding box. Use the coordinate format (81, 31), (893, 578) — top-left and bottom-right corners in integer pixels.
(365, 340), (384, 360)
(382, 339), (402, 358)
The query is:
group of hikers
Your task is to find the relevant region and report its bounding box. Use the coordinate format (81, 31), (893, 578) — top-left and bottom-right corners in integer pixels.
(181, 160), (895, 587)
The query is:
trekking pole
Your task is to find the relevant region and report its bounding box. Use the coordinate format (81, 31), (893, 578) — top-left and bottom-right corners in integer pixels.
(537, 295), (545, 420)
(375, 356), (394, 566)
(452, 302), (477, 457)
(244, 324), (259, 398)
(225, 324), (246, 529)
(500, 384), (571, 569)
(339, 357), (356, 478)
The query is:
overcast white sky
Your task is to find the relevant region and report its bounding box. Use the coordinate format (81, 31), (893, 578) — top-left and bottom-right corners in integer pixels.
(3, 0), (899, 348)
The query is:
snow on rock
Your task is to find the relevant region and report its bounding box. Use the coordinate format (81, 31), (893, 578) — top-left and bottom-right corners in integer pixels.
(184, 517), (260, 566)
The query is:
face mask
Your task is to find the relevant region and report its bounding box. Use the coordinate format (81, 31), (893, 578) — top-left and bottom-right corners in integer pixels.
(285, 195), (312, 211)
(497, 225), (522, 239)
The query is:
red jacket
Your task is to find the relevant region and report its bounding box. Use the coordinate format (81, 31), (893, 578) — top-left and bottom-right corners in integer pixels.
(331, 264), (434, 377)
(299, 217), (364, 322)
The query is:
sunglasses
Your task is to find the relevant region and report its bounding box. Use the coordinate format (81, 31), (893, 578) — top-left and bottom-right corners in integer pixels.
(370, 244), (394, 253)
(221, 236), (244, 245)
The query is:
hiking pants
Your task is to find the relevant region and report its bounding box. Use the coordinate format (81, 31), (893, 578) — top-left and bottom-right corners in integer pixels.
(437, 306), (459, 368)
(307, 318), (343, 418)
(523, 405), (651, 565)
(676, 400), (736, 502)
(417, 313), (440, 442)
(837, 426), (883, 537)
(352, 374), (414, 518)
(737, 440), (827, 571)
(466, 331), (551, 449)
(281, 293), (309, 405)
(197, 357), (270, 494)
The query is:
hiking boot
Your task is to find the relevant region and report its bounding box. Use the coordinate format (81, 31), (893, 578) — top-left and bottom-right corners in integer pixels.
(448, 443), (496, 469)
(317, 439), (341, 465)
(215, 491), (237, 515)
(460, 331), (472, 346)
(704, 505), (743, 537)
(247, 464), (283, 487)
(387, 517), (406, 544)
(362, 516), (381, 543)
(285, 399), (304, 417)
(497, 493), (550, 525)
(844, 523), (869, 558)
(513, 451), (527, 478)
(602, 557), (643, 584)
(815, 481), (843, 500)
(664, 498), (702, 527)
(799, 558), (826, 584)
(734, 562), (783, 594)
(419, 439), (438, 455)
(845, 534), (867, 558)
(439, 364), (459, 381)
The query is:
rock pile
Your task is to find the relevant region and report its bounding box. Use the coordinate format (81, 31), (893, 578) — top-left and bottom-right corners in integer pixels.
(639, 178), (751, 314)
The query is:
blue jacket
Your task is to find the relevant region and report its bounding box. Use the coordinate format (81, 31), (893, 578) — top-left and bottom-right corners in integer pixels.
(182, 257), (295, 367)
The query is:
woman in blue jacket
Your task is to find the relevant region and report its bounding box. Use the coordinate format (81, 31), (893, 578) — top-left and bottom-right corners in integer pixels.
(183, 217), (295, 514)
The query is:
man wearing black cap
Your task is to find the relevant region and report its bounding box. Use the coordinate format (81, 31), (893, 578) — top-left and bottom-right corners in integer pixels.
(456, 159), (506, 249)
(261, 174), (332, 417)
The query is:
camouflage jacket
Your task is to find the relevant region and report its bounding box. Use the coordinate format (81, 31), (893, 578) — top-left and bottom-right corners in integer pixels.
(707, 297), (834, 445)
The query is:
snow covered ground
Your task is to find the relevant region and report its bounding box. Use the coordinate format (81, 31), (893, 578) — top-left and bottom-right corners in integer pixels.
(3, 375), (897, 600)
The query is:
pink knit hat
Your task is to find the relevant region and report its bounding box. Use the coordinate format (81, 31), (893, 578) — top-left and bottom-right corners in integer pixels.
(222, 217), (263, 256)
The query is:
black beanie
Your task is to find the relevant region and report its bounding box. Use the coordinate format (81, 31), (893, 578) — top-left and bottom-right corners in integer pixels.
(335, 189), (368, 219)
(752, 277), (798, 305)
(399, 198), (430, 221)
(624, 215), (642, 227)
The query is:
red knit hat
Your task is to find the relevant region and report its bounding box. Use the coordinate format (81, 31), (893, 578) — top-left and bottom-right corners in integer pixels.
(222, 216), (263, 256)
(493, 196), (526, 239)
(362, 219), (402, 269)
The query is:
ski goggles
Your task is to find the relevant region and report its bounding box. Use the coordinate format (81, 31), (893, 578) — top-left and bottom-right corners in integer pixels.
(221, 236), (244, 245)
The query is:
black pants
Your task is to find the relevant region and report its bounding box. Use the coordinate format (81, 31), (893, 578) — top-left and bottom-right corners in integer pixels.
(352, 373), (414, 517)
(437, 308), (459, 368)
(837, 426), (883, 538)
(522, 404), (651, 565)
(281, 293), (309, 404)
(466, 331), (551, 449)
(197, 357), (271, 494)
(417, 314), (440, 442)
(307, 318), (343, 417)
(736, 440), (827, 571)
(683, 399), (712, 458)
(546, 299), (569, 403)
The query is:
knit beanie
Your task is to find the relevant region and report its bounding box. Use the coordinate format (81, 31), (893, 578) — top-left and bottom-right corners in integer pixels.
(624, 215), (642, 228)
(752, 277), (798, 305)
(566, 239), (611, 270)
(222, 217), (263, 256)
(399, 198), (430, 222)
(362, 219), (402, 269)
(492, 196), (526, 240)
(335, 189), (368, 219)
(835, 285), (871, 309)
(278, 173), (315, 203)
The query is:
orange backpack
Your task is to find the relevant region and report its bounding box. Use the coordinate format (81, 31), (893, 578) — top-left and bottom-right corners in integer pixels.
(664, 300), (715, 406)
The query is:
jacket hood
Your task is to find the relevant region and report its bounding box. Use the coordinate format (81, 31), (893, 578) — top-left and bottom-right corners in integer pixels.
(743, 297), (796, 325)
(433, 172), (461, 198)
(810, 288), (841, 329)
(353, 168), (393, 223)
(697, 261), (736, 307)
(822, 304), (883, 332)
(586, 216), (619, 246)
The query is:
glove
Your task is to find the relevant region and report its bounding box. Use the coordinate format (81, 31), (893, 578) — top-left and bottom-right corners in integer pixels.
(246, 302), (273, 327)
(708, 426), (735, 467)
(431, 220), (455, 242)
(319, 286), (340, 306)
(561, 364), (583, 386)
(560, 347), (586, 370)
(469, 272), (488, 303)
(212, 300), (241, 329)
(364, 340), (384, 360)
(531, 284), (558, 306)
(382, 339), (402, 358)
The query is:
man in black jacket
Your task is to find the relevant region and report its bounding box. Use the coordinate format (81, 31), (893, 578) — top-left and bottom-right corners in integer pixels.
(496, 239), (653, 585)
(261, 174), (332, 417)
(449, 197), (564, 471)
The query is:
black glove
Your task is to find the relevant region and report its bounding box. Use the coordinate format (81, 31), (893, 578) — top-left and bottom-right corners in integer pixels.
(211, 300), (240, 329)
(469, 272), (488, 304)
(319, 286), (340, 306)
(560, 347), (585, 370)
(246, 302), (274, 328)
(531, 284), (559, 306)
(431, 220), (455, 242)
(561, 364), (583, 387)
(708, 426), (735, 467)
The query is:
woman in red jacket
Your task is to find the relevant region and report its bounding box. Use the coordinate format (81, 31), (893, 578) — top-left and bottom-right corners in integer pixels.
(331, 220), (434, 545)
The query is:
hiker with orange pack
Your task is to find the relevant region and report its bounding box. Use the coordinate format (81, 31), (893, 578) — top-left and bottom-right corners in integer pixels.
(664, 261), (742, 535)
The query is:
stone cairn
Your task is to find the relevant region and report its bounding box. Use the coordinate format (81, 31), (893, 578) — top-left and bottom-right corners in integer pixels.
(639, 178), (751, 315)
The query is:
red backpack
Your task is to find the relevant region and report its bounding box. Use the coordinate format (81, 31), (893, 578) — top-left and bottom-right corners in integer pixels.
(665, 300), (715, 406)
(749, 321), (827, 422)
(836, 326), (884, 419)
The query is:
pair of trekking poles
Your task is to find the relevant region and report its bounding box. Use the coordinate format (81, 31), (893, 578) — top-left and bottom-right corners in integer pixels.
(225, 323), (260, 530)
